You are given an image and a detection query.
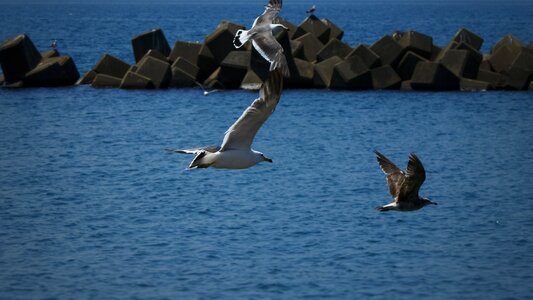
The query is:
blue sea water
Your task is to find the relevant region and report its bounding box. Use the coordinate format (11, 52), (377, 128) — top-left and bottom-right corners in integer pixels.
(1, 1), (533, 299)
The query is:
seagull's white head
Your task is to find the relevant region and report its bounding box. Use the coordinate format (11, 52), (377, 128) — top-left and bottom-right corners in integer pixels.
(253, 150), (273, 163)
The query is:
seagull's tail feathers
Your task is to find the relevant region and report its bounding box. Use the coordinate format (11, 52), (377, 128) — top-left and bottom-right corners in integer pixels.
(233, 29), (251, 48)
(375, 205), (391, 212)
(188, 151), (214, 169)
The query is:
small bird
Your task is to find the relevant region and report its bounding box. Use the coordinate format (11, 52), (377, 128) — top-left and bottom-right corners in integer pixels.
(306, 4), (316, 14)
(233, 0), (289, 77)
(166, 69), (284, 169)
(194, 81), (219, 96)
(374, 151), (437, 212)
(50, 39), (58, 48)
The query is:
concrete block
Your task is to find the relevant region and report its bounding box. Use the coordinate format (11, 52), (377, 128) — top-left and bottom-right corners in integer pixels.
(398, 31), (433, 59)
(203, 67), (225, 89)
(331, 55), (372, 90)
(509, 48), (533, 72)
(168, 41), (202, 65)
(120, 71), (155, 89)
(24, 56), (79, 87)
(316, 39), (352, 62)
(411, 62), (460, 90)
(0, 34), (42, 83)
(204, 21), (245, 64)
(136, 56), (171, 88)
(91, 73), (122, 88)
(41, 49), (60, 59)
(219, 50), (250, 88)
(321, 18), (344, 41)
(476, 69), (504, 88)
(440, 49), (481, 79)
(290, 40), (304, 58)
(346, 44), (380, 68)
(240, 69), (263, 90)
(131, 28), (171, 63)
(142, 49), (168, 63)
(503, 67), (531, 90)
(293, 15), (331, 44)
(488, 45), (520, 73)
(76, 70), (97, 85)
(491, 34), (524, 54)
(93, 54), (130, 79)
(371, 65), (401, 89)
(370, 35), (405, 67)
(460, 78), (491, 91)
(313, 56), (343, 88)
(287, 58), (314, 88)
(479, 59), (492, 71)
(452, 28), (483, 51)
(400, 80), (413, 91)
(396, 51), (428, 80)
(171, 57), (199, 87)
(197, 44), (218, 82)
(294, 32), (323, 62)
(430, 45), (442, 61)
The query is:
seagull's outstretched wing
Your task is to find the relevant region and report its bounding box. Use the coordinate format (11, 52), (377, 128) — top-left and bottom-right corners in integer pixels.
(252, 37), (289, 76)
(374, 151), (406, 199)
(165, 146), (220, 155)
(398, 153), (426, 201)
(255, 0), (282, 27)
(220, 69), (284, 151)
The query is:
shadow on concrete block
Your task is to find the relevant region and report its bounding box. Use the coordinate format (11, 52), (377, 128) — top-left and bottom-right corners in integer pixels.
(314, 56), (343, 88)
(24, 56), (80, 87)
(411, 62), (460, 90)
(371, 65), (401, 89)
(316, 39), (352, 62)
(0, 34), (42, 84)
(331, 55), (372, 90)
(132, 28), (171, 63)
(120, 71), (155, 89)
(91, 73), (122, 88)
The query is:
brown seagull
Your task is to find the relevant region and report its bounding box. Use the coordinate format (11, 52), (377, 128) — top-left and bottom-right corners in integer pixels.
(374, 151), (437, 212)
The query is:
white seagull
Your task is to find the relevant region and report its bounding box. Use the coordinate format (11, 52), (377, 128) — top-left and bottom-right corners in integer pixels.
(166, 69), (284, 169)
(233, 0), (289, 77)
(374, 151), (437, 211)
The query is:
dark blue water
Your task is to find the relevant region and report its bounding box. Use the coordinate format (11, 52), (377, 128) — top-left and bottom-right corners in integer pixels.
(1, 1), (533, 299)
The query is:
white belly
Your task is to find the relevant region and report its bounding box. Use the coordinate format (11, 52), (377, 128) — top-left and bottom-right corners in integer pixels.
(211, 150), (262, 169)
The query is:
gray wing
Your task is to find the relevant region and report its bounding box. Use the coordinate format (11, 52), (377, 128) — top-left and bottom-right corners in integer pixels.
(165, 145), (220, 154)
(252, 37), (289, 77)
(219, 69), (283, 151)
(254, 0), (282, 26)
(374, 150), (406, 199)
(398, 153), (426, 201)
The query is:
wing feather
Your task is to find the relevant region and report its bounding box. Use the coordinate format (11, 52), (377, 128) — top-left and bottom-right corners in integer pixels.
(374, 150), (405, 198)
(398, 153), (426, 201)
(219, 69), (284, 151)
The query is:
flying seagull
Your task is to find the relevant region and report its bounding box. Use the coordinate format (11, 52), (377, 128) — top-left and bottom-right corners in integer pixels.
(374, 151), (437, 212)
(233, 0), (289, 77)
(306, 4), (316, 14)
(166, 69), (284, 169)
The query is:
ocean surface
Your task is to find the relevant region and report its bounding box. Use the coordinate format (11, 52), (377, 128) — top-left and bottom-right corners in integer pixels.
(1, 1), (533, 299)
